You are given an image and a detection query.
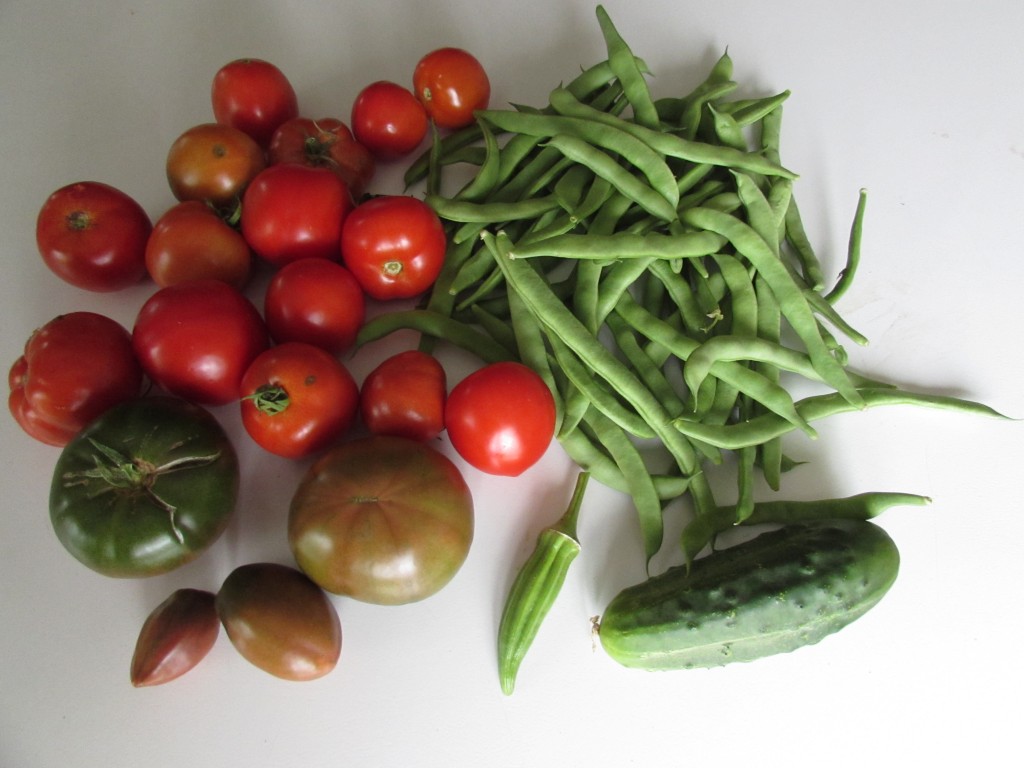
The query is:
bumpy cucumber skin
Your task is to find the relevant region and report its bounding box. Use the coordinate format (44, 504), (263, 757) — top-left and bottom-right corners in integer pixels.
(599, 520), (900, 670)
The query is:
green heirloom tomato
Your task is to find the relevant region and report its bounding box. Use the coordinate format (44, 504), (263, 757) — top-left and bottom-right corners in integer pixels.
(49, 396), (239, 578)
(288, 435), (474, 605)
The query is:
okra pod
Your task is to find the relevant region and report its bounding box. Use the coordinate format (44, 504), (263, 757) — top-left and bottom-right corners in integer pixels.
(497, 472), (590, 695)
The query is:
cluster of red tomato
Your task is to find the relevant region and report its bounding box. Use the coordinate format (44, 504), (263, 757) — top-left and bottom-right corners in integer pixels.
(9, 47), (564, 684)
(10, 50), (558, 476)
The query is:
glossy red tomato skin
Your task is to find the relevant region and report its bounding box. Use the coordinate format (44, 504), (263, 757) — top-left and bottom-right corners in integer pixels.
(340, 195), (446, 300)
(132, 279), (269, 406)
(288, 435), (474, 605)
(444, 361), (556, 477)
(241, 164), (354, 268)
(350, 81), (429, 160)
(165, 123), (266, 210)
(211, 58), (299, 148)
(8, 312), (144, 446)
(268, 117), (375, 198)
(145, 201), (252, 289)
(359, 350), (446, 442)
(35, 181), (152, 292)
(239, 342), (359, 459)
(413, 47), (491, 129)
(263, 257), (365, 355)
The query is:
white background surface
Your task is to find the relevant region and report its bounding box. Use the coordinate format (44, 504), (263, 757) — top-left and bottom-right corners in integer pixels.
(2, 1), (1022, 766)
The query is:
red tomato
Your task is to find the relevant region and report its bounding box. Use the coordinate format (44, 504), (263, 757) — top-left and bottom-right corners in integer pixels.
(444, 361), (556, 476)
(239, 342), (359, 459)
(240, 164), (353, 268)
(340, 195), (446, 300)
(360, 350), (446, 442)
(413, 47), (491, 129)
(145, 201), (252, 288)
(211, 58), (299, 148)
(268, 117), (375, 198)
(35, 181), (152, 292)
(132, 279), (269, 406)
(166, 123), (266, 210)
(263, 258), (365, 355)
(350, 81), (428, 160)
(8, 312), (144, 446)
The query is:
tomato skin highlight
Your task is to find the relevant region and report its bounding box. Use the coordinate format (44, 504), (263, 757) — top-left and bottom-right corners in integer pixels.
(145, 200), (252, 289)
(350, 80), (429, 160)
(165, 123), (267, 210)
(8, 311), (144, 446)
(263, 257), (365, 355)
(413, 47), (491, 129)
(211, 58), (299, 148)
(444, 361), (556, 477)
(289, 435), (474, 605)
(239, 342), (359, 459)
(49, 396), (239, 578)
(35, 181), (152, 292)
(340, 195), (447, 300)
(268, 117), (375, 198)
(241, 164), (354, 268)
(132, 279), (269, 406)
(216, 562), (342, 681)
(359, 349), (447, 442)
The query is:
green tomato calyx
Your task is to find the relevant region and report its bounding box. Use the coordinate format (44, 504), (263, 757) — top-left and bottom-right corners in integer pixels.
(62, 438), (224, 544)
(246, 384), (291, 415)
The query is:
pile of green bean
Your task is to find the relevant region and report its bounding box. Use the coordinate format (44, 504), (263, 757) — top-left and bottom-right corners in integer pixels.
(356, 5), (1009, 692)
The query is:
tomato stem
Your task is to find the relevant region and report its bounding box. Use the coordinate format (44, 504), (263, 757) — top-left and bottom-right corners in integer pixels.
(221, 198), (243, 228)
(65, 439), (223, 545)
(245, 384), (291, 415)
(66, 210), (92, 231)
(382, 260), (404, 277)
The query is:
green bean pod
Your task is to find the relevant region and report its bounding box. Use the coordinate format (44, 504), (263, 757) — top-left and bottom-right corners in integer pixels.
(506, 230), (727, 261)
(680, 491), (932, 566)
(497, 472), (590, 695)
(672, 386), (1015, 450)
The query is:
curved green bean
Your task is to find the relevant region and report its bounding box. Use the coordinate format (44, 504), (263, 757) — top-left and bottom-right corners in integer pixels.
(426, 193), (563, 224)
(355, 309), (515, 365)
(455, 118), (503, 202)
(722, 90), (792, 127)
(825, 188), (868, 304)
(559, 424), (689, 500)
(595, 4), (659, 129)
(672, 386), (1015, 449)
(680, 205), (864, 407)
(613, 292), (815, 436)
(506, 230), (726, 261)
(477, 110), (681, 209)
(547, 333), (657, 439)
(683, 335), (827, 401)
(706, 103), (747, 151)
(580, 407), (667, 565)
(547, 85), (797, 179)
(542, 134), (679, 222)
(680, 491), (932, 565)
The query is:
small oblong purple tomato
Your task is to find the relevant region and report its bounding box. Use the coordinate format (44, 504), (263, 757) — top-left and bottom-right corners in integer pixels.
(216, 562), (341, 681)
(130, 588), (219, 687)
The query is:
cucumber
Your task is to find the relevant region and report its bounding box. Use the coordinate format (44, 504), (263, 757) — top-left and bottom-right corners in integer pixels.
(598, 519), (900, 670)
